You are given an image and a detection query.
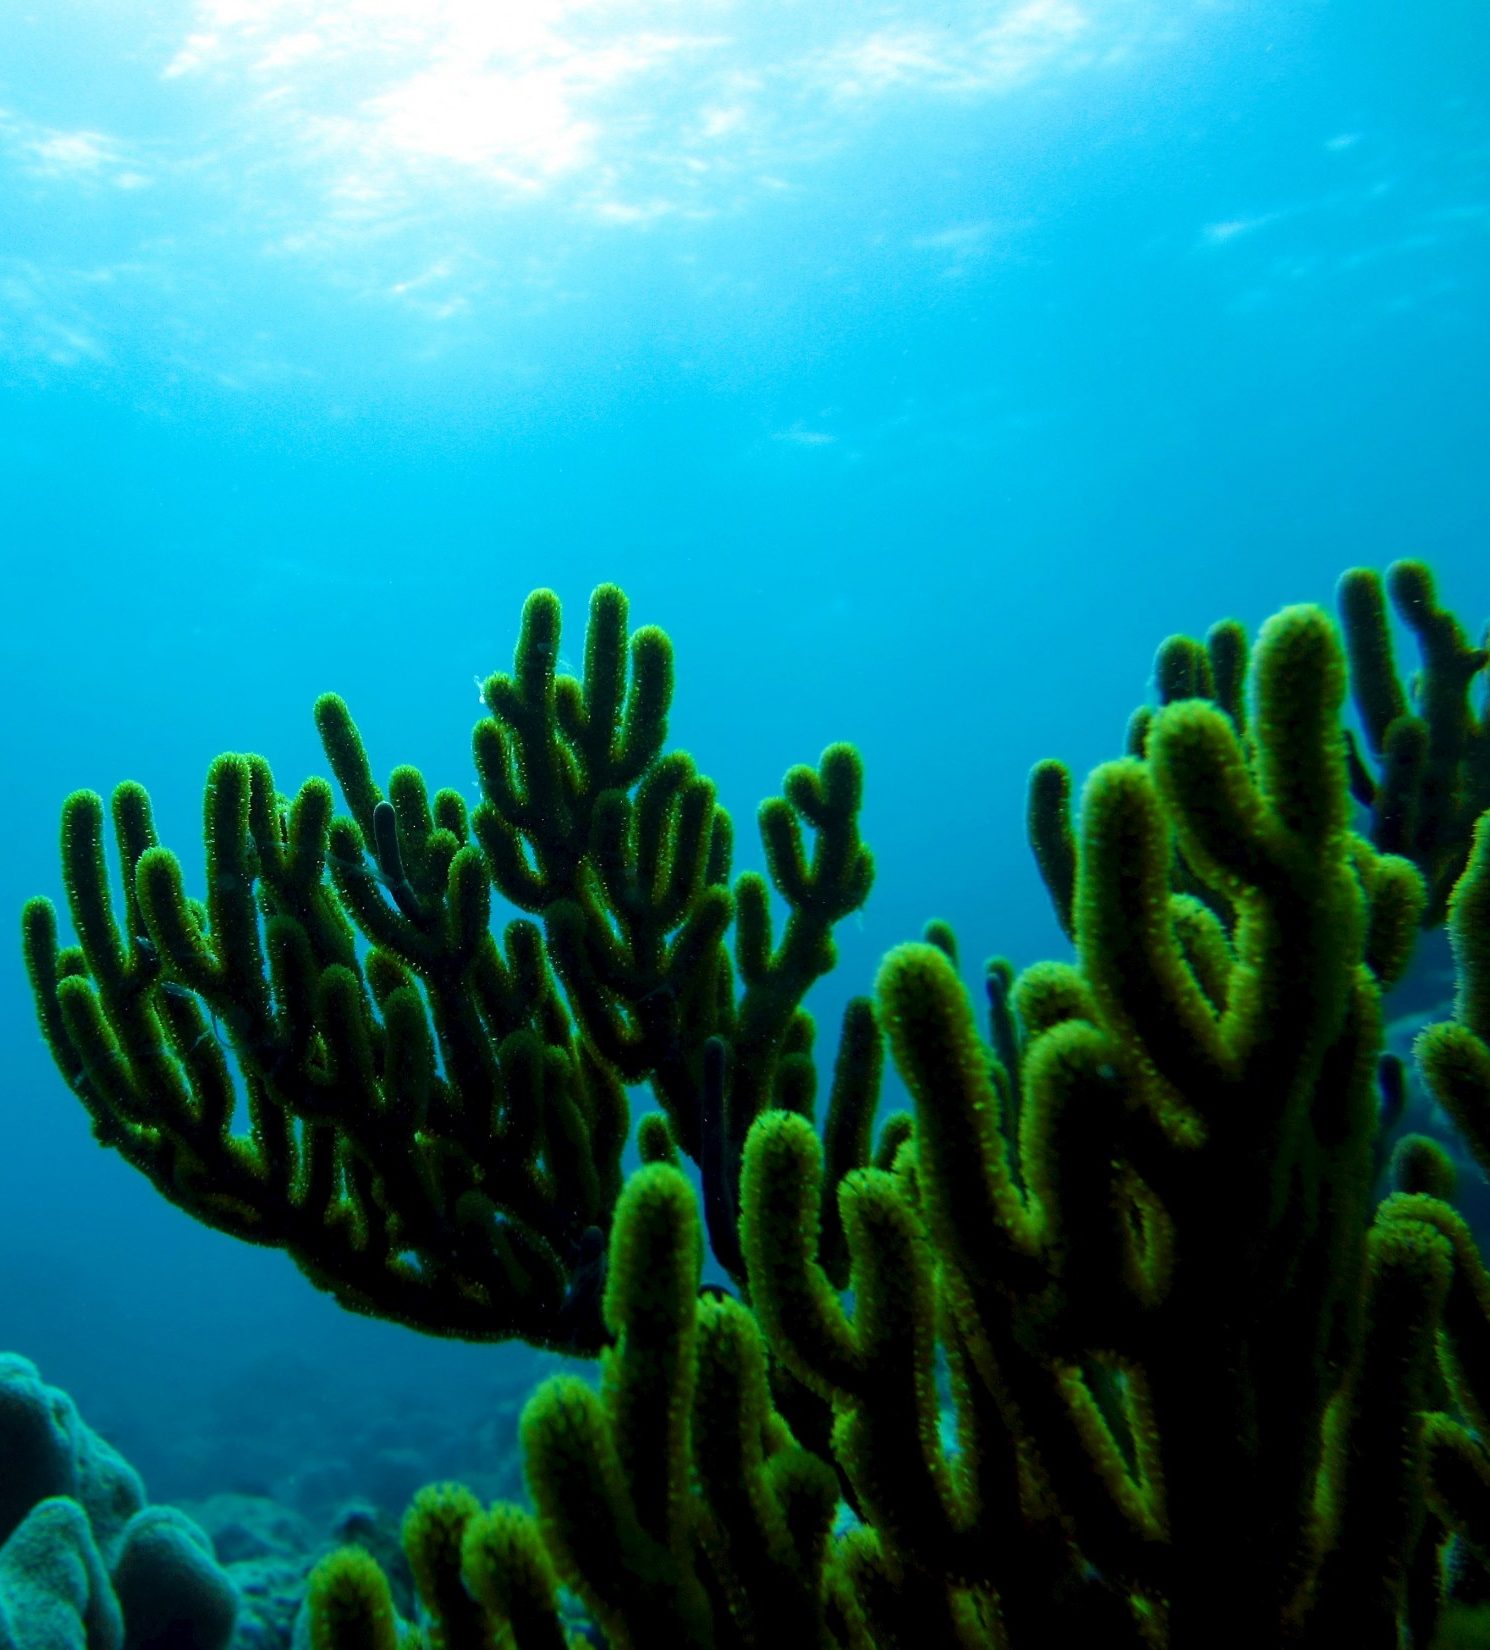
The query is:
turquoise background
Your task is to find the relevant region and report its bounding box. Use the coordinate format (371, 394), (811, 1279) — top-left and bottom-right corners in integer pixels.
(0, 0), (1485, 1494)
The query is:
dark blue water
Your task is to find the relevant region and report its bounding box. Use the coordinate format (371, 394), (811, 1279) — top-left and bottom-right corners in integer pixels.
(1, 0), (1486, 1502)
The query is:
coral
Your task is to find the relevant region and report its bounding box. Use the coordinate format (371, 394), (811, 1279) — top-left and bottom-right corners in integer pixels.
(29, 574), (1490, 1647)
(294, 595), (1490, 1649)
(22, 585), (873, 1353)
(0, 1499), (121, 1650)
(1337, 560), (1490, 925)
(741, 605), (1442, 1647)
(0, 1357), (236, 1650)
(306, 1166), (840, 1650)
(112, 1510), (240, 1650)
(313, 595), (1490, 1648)
(303, 1550), (397, 1650)
(1030, 559), (1490, 937)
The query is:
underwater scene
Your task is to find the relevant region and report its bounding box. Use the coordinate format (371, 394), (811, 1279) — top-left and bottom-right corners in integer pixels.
(2, 1), (1488, 1646)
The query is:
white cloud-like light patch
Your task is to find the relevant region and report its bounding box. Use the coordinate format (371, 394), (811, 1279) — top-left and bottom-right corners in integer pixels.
(146, 0), (1147, 236)
(315, 24), (724, 206)
(0, 260), (110, 372)
(1193, 138), (1489, 326)
(387, 257), (471, 320)
(1202, 214), (1279, 246)
(821, 0), (1093, 100)
(910, 219), (1024, 280)
(0, 108), (152, 190)
(0, 0), (1190, 384)
(158, 1), (738, 222)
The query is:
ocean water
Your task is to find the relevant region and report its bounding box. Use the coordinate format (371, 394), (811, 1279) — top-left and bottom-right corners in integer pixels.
(0, 0), (1486, 1519)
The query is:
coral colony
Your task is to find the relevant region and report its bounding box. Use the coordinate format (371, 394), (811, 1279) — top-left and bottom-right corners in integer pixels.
(22, 565), (1490, 1648)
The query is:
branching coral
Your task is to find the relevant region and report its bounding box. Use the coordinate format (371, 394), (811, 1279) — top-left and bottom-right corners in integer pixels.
(21, 585), (872, 1352)
(742, 605), (1435, 1647)
(26, 571), (1490, 1649)
(309, 589), (1490, 1650)
(1029, 559), (1490, 937)
(1337, 560), (1490, 925)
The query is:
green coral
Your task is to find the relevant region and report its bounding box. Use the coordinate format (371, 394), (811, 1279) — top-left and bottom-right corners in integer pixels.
(1031, 559), (1490, 938)
(739, 605), (1435, 1645)
(301, 587), (1490, 1649)
(318, 1168), (839, 1650)
(21, 584), (873, 1351)
(306, 1548), (401, 1650)
(1337, 560), (1490, 924)
(28, 571), (1490, 1647)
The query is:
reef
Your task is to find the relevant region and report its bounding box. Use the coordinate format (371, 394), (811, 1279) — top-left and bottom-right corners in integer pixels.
(0, 1354), (237, 1650)
(21, 564), (1490, 1648)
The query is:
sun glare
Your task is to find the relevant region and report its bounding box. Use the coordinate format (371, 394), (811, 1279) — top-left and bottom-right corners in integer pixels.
(369, 65), (595, 181)
(151, 0), (1127, 208)
(161, 0), (715, 191)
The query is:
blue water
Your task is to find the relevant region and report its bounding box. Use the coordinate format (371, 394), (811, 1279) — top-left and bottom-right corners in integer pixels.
(1, 0), (1486, 1502)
